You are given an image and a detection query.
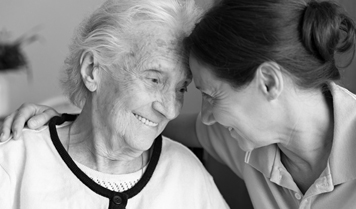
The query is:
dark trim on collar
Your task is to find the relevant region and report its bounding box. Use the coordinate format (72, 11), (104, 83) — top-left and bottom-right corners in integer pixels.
(48, 114), (162, 209)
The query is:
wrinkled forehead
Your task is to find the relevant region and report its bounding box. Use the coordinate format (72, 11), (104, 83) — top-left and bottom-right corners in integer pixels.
(135, 23), (179, 54)
(129, 23), (190, 78)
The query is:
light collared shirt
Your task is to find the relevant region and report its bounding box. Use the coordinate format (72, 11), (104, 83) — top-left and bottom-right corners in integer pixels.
(196, 82), (356, 209)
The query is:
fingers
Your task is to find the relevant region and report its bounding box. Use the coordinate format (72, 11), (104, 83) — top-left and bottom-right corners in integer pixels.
(0, 103), (60, 142)
(11, 103), (41, 139)
(0, 113), (17, 142)
(27, 108), (59, 129)
(11, 103), (59, 138)
(9, 103), (39, 140)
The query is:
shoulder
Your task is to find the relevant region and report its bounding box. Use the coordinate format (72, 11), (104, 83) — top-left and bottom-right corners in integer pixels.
(161, 136), (203, 163)
(156, 137), (230, 208)
(0, 121), (71, 153)
(0, 127), (51, 193)
(160, 136), (208, 172)
(0, 126), (49, 151)
(0, 127), (51, 171)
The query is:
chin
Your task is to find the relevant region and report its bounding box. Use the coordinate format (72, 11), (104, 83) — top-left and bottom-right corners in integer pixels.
(136, 131), (160, 148)
(239, 145), (254, 152)
(236, 140), (255, 152)
(231, 133), (252, 152)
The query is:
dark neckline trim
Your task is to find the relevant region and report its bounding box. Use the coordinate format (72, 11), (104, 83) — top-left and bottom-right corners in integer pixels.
(48, 114), (162, 200)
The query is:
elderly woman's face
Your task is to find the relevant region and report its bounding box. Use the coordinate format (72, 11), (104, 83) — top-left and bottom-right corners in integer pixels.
(94, 25), (190, 151)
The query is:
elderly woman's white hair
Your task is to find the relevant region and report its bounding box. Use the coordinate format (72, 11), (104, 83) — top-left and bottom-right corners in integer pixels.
(61, 0), (202, 108)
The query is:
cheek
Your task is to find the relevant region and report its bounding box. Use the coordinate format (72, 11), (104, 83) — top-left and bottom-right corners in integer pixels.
(96, 83), (135, 118)
(213, 104), (252, 133)
(211, 103), (234, 122)
(176, 91), (184, 106)
(175, 97), (184, 113)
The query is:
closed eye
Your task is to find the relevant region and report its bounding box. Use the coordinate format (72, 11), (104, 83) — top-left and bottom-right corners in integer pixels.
(149, 77), (160, 84)
(144, 69), (163, 85)
(178, 80), (191, 94)
(202, 92), (211, 98)
(179, 86), (188, 93)
(202, 92), (214, 104)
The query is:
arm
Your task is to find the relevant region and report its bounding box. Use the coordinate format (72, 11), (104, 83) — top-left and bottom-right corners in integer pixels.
(0, 103), (59, 141)
(162, 113), (202, 148)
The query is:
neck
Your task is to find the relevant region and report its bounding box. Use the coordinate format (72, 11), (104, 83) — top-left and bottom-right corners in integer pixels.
(277, 88), (334, 193)
(61, 103), (148, 174)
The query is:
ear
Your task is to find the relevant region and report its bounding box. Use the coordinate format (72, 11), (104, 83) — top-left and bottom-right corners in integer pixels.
(255, 61), (283, 100)
(80, 51), (99, 92)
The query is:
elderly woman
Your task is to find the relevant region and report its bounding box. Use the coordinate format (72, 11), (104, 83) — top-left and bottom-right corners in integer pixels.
(0, 0), (229, 208)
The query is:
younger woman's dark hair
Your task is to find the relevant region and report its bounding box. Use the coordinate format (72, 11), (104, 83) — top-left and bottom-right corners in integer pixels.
(185, 0), (356, 89)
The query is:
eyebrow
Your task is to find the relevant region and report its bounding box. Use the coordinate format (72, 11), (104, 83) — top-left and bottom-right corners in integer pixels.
(144, 69), (164, 75)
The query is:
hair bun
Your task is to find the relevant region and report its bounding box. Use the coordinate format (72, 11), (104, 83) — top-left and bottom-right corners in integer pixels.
(302, 0), (341, 62)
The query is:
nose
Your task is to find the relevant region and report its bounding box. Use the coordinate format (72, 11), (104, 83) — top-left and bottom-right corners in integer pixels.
(153, 91), (181, 120)
(200, 98), (216, 125)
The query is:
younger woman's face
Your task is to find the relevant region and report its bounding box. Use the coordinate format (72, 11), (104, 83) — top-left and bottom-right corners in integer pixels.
(189, 54), (276, 151)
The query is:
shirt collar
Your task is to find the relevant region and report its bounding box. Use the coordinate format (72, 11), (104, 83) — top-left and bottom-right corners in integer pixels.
(328, 82), (356, 185)
(244, 144), (277, 179)
(245, 82), (356, 185)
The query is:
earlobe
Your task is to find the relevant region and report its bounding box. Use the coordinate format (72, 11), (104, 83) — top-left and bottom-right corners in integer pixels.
(256, 62), (283, 100)
(80, 51), (99, 92)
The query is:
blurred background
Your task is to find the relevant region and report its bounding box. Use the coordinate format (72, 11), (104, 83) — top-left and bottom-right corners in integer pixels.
(0, 0), (354, 208)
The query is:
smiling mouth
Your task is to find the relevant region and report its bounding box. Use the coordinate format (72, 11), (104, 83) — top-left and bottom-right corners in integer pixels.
(133, 113), (158, 127)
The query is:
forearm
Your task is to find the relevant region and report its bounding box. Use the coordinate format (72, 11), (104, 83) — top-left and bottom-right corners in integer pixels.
(162, 113), (202, 148)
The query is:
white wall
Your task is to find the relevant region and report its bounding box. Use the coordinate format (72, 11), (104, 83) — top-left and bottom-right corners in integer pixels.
(0, 0), (108, 116)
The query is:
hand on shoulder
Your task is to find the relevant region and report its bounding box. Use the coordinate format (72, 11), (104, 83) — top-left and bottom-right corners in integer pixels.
(0, 103), (59, 142)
